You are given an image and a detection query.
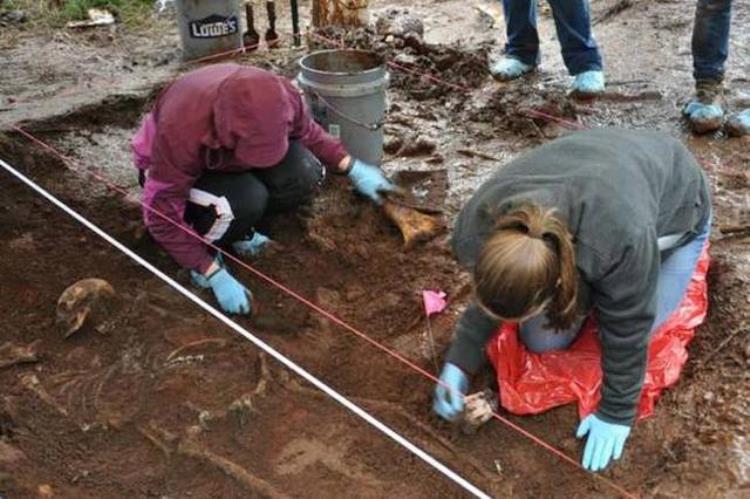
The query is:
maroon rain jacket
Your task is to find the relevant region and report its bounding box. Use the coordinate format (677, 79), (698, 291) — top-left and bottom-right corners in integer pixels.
(136, 64), (347, 273)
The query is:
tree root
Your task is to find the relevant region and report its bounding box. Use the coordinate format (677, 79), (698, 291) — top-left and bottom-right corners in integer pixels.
(140, 422), (287, 498)
(137, 424), (172, 458)
(177, 438), (287, 498)
(19, 374), (69, 417)
(277, 374), (500, 484)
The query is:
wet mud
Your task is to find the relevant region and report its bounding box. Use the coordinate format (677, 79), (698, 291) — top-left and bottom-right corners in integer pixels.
(1, 0), (749, 497)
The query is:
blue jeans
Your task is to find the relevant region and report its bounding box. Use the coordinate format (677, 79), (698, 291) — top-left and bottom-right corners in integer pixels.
(692, 0), (732, 82)
(520, 216), (712, 352)
(500, 0), (602, 75)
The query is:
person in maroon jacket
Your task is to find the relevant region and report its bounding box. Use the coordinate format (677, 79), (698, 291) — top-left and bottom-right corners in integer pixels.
(131, 63), (395, 315)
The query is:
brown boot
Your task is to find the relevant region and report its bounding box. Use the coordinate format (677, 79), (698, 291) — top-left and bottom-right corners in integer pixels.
(683, 79), (725, 134)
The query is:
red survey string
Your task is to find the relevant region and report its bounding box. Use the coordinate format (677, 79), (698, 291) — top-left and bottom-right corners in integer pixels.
(8, 123), (637, 499)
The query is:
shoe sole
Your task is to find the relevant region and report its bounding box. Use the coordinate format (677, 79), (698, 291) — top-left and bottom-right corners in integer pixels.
(689, 118), (722, 134)
(490, 67), (536, 82)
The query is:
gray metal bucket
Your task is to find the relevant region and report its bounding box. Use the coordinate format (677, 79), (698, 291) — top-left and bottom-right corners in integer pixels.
(297, 50), (389, 166)
(175, 0), (242, 61)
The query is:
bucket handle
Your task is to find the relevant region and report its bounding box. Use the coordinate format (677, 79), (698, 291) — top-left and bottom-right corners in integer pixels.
(310, 90), (383, 132)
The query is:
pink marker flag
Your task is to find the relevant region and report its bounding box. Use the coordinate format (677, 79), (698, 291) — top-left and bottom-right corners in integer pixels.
(422, 290), (447, 317)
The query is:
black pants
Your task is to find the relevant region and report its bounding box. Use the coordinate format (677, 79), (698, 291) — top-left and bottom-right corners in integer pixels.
(184, 141), (324, 245)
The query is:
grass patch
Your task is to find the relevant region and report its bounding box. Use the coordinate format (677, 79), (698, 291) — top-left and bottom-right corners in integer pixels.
(2, 0), (158, 30)
(61, 0), (154, 23)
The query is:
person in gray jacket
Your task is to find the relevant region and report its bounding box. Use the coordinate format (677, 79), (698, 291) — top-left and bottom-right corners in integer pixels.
(433, 128), (711, 472)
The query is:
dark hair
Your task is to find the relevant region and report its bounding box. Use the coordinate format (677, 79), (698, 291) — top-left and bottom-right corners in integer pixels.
(474, 204), (578, 330)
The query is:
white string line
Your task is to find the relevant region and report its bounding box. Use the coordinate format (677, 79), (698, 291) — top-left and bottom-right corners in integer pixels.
(0, 158), (491, 499)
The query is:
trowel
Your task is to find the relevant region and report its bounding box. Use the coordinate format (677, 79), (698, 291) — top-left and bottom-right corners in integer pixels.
(265, 1), (280, 48)
(242, 2), (260, 51)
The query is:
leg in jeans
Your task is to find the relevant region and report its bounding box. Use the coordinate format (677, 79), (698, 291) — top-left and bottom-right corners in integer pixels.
(519, 216), (712, 353)
(546, 0), (602, 75)
(500, 0), (541, 66)
(184, 171), (269, 245)
(519, 313), (587, 353)
(685, 0), (732, 132)
(652, 216), (712, 331)
(692, 0), (732, 83)
(252, 140), (325, 215)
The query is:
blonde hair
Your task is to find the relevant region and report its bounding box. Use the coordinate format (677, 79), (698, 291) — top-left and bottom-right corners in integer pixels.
(474, 204), (578, 330)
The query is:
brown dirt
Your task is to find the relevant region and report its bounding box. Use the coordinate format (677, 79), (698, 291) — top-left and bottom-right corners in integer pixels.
(1, 0), (749, 497)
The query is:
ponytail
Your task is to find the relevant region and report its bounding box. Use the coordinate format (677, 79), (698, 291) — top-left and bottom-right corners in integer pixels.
(474, 204), (578, 330)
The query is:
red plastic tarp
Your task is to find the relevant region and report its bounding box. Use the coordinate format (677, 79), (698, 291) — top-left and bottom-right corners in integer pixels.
(486, 245), (710, 421)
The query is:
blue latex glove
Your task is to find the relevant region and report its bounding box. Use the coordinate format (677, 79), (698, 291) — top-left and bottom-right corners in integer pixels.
(432, 363), (469, 422)
(208, 268), (252, 315)
(348, 159), (396, 204)
(232, 232), (271, 258)
(576, 414), (631, 472)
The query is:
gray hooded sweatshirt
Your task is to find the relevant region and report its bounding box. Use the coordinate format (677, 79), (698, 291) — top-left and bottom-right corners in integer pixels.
(446, 128), (710, 425)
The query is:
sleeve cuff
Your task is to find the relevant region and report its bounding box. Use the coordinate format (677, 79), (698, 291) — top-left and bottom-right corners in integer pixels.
(596, 404), (637, 426)
(196, 254), (216, 275)
(444, 338), (487, 375)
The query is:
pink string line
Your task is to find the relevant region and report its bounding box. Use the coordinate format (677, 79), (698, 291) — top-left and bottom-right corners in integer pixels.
(6, 33), (640, 499)
(305, 30), (474, 93)
(11, 123), (638, 499)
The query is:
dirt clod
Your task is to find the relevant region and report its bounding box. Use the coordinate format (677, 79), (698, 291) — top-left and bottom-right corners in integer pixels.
(398, 136), (437, 157)
(374, 9), (425, 38)
(1, 0), (750, 496)
(37, 484), (54, 498)
(0, 441), (27, 465)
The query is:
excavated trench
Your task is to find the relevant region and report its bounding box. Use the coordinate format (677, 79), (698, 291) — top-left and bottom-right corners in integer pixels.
(1, 18), (749, 495)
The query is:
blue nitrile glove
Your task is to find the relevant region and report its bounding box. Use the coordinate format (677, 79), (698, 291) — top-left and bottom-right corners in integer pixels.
(208, 268), (252, 315)
(191, 261), (252, 315)
(433, 363), (469, 422)
(576, 414), (631, 472)
(232, 232), (271, 258)
(348, 159), (396, 204)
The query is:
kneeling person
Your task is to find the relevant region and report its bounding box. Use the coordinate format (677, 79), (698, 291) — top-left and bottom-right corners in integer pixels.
(434, 128), (711, 471)
(132, 63), (394, 315)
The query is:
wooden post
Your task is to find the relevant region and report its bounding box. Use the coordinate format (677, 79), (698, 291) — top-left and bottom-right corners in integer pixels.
(311, 0), (369, 28)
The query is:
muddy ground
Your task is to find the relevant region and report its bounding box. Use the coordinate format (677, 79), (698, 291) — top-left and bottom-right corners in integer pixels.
(1, 0), (749, 497)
